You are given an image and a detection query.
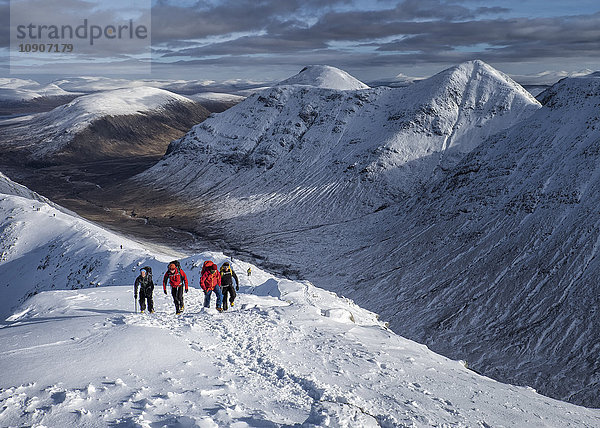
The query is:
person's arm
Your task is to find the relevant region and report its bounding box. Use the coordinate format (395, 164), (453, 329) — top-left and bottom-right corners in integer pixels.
(134, 277), (139, 297)
(163, 272), (169, 293)
(232, 270), (239, 288)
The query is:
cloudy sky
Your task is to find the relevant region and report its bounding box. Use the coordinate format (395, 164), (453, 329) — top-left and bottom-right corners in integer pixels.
(2, 0), (600, 83)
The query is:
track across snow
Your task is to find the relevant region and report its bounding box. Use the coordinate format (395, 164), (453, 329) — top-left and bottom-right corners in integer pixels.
(2, 276), (599, 427)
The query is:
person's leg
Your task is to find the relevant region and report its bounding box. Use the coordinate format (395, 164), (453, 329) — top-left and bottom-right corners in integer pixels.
(177, 286), (184, 312)
(147, 293), (154, 313)
(215, 285), (223, 310)
(139, 291), (146, 312)
(171, 287), (180, 313)
(204, 290), (212, 308)
(230, 285), (237, 306)
(222, 286), (230, 310)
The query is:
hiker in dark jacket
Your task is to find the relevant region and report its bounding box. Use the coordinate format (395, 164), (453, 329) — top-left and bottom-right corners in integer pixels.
(220, 261), (239, 310)
(163, 262), (189, 314)
(134, 267), (154, 313)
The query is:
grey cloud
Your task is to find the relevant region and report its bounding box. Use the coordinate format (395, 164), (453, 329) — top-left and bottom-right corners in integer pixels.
(157, 4), (600, 70)
(151, 0), (350, 44)
(375, 14), (600, 57)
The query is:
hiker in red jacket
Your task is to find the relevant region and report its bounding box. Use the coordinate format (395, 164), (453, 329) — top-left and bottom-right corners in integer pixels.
(163, 261), (188, 314)
(200, 260), (223, 311)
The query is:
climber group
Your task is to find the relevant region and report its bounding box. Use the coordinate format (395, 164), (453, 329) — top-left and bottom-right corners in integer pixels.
(134, 259), (240, 314)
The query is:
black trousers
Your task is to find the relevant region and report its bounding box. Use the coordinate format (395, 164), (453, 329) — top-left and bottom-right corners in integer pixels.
(222, 285), (236, 310)
(171, 286), (184, 313)
(139, 290), (154, 312)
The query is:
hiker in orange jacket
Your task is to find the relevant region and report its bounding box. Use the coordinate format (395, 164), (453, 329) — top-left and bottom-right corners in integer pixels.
(200, 260), (223, 311)
(163, 261), (188, 314)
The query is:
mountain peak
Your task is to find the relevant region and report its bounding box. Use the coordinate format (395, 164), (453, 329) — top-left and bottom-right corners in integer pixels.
(276, 65), (369, 90)
(425, 59), (540, 106)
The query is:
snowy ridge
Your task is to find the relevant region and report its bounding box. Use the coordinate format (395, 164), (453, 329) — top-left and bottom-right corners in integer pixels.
(188, 92), (246, 103)
(38, 86), (194, 134)
(141, 60), (539, 231)
(1, 177), (600, 426)
(356, 73), (600, 407)
(1, 87), (202, 161)
(277, 65), (370, 90)
(0, 78), (78, 101)
(132, 61), (600, 407)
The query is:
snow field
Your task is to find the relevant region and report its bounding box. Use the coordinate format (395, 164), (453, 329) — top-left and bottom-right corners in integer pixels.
(2, 275), (600, 427)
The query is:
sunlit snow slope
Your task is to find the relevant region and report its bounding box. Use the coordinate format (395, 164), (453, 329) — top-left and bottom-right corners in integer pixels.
(1, 173), (600, 427)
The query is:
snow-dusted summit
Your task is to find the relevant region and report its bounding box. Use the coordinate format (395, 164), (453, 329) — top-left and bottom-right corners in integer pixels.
(0, 87), (209, 163)
(277, 65), (370, 90)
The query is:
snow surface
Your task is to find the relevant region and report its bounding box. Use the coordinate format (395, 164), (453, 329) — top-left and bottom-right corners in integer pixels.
(188, 92), (246, 103)
(1, 174), (600, 427)
(277, 65), (370, 90)
(2, 86), (197, 160)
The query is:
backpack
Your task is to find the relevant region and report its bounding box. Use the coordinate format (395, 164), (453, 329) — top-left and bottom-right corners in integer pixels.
(142, 266), (153, 285)
(166, 260), (184, 286)
(201, 260), (216, 275)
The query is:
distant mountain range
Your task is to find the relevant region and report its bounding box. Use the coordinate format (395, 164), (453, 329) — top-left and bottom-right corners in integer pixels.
(0, 87), (210, 165)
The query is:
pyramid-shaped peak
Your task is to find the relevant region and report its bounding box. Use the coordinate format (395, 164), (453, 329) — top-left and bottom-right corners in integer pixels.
(277, 65), (369, 90)
(424, 60), (539, 105)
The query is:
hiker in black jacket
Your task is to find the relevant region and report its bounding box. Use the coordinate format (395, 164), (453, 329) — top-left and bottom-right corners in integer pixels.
(134, 267), (154, 313)
(220, 261), (239, 311)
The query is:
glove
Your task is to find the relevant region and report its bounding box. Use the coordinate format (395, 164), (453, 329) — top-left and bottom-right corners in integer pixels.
(236, 285), (239, 291)
(164, 290), (167, 295)
(134, 294), (137, 299)
(185, 289), (188, 293)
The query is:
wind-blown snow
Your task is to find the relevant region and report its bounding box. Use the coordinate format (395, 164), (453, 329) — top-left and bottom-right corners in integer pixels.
(277, 65), (370, 90)
(1, 174), (600, 427)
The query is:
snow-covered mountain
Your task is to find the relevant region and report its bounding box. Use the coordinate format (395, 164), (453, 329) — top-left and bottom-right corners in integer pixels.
(0, 78), (78, 102)
(0, 87), (210, 164)
(140, 61), (539, 230)
(129, 61), (600, 407)
(2, 174), (600, 426)
(277, 65), (370, 90)
(0, 78), (82, 116)
(347, 73), (600, 407)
